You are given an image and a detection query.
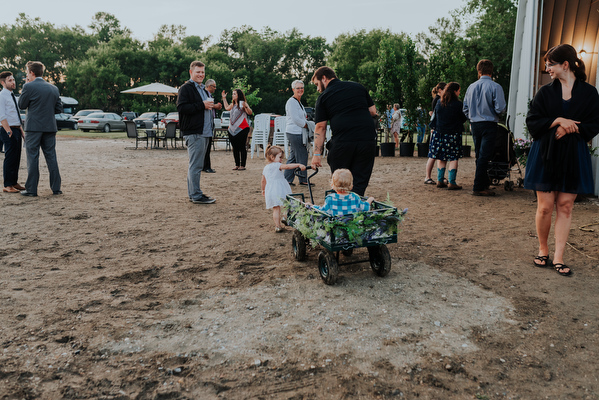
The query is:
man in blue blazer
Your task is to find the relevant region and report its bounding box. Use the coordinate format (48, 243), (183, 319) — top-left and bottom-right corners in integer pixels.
(18, 61), (63, 197)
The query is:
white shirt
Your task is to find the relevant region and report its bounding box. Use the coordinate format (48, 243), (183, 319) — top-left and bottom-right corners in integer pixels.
(285, 96), (307, 135)
(0, 88), (21, 126)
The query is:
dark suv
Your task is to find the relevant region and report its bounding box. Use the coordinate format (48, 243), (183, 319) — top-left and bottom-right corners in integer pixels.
(122, 111), (138, 121)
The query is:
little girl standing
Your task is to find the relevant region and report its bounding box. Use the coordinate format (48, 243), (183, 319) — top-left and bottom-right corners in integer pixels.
(261, 145), (306, 232)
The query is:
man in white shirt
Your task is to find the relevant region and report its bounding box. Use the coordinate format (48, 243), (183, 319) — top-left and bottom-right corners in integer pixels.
(0, 71), (26, 193)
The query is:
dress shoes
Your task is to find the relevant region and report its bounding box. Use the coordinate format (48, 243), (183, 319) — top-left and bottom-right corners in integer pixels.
(13, 183), (26, 191)
(202, 168), (216, 173)
(20, 190), (37, 197)
(3, 186), (20, 193)
(53, 191), (63, 195)
(472, 189), (496, 197)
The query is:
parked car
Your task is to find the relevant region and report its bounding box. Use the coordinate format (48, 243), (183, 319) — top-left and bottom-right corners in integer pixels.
(55, 113), (78, 130)
(133, 112), (166, 128)
(121, 111), (139, 121)
(161, 112), (179, 129)
(220, 111), (230, 128)
(79, 112), (126, 132)
(305, 107), (315, 121)
(71, 109), (103, 123)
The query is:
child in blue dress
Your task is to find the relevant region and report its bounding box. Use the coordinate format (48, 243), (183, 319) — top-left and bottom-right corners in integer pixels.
(313, 169), (374, 216)
(261, 145), (306, 232)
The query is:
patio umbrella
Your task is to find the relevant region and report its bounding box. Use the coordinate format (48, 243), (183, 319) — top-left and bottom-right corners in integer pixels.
(121, 83), (179, 123)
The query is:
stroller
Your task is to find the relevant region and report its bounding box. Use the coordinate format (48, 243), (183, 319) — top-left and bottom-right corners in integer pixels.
(486, 122), (524, 191)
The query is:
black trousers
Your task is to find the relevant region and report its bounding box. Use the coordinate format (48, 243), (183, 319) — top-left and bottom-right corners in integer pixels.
(229, 128), (249, 167)
(327, 139), (376, 196)
(0, 126), (22, 187)
(203, 137), (213, 170)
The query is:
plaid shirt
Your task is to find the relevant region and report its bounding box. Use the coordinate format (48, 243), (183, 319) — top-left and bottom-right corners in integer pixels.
(314, 192), (370, 216)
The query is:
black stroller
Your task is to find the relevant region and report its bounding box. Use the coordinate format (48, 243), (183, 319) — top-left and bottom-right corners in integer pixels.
(486, 122), (524, 191)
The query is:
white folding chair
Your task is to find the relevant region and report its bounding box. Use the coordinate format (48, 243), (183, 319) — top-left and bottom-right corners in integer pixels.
(322, 125), (332, 156)
(250, 114), (271, 158)
(272, 116), (289, 156)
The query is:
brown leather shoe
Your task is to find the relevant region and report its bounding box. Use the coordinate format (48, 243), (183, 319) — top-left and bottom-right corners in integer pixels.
(472, 189), (496, 196)
(437, 181), (447, 188)
(3, 186), (19, 193)
(447, 183), (462, 190)
(13, 183), (25, 191)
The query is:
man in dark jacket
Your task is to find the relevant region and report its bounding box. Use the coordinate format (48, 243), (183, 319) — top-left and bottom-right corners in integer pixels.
(177, 61), (217, 204)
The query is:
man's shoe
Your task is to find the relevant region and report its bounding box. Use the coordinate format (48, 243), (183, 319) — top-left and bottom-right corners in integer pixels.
(3, 186), (19, 193)
(53, 191), (63, 195)
(203, 169), (216, 173)
(20, 190), (37, 197)
(436, 181), (447, 188)
(447, 183), (462, 190)
(192, 195), (216, 204)
(13, 183), (26, 191)
(472, 189), (496, 197)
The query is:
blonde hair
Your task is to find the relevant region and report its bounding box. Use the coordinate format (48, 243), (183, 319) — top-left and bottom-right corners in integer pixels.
(265, 145), (284, 162)
(331, 169), (353, 192)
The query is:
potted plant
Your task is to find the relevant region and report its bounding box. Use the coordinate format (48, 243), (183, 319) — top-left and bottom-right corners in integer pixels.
(399, 109), (417, 157)
(514, 138), (532, 167)
(379, 112), (396, 157)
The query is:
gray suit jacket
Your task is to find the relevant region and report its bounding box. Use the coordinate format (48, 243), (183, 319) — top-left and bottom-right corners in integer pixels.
(18, 77), (62, 132)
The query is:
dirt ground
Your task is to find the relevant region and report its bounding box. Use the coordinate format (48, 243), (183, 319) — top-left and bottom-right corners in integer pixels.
(1, 137), (598, 400)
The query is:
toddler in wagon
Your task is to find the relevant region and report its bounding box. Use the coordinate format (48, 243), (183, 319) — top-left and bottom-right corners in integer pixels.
(313, 169), (374, 216)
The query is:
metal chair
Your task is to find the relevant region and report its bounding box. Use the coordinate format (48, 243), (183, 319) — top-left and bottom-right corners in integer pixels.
(125, 120), (148, 149)
(272, 116), (288, 155)
(162, 122), (177, 149)
(250, 114), (271, 158)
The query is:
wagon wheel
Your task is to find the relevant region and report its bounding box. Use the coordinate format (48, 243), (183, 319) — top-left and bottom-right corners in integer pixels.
(508, 181), (515, 191)
(292, 230), (307, 261)
(492, 178), (500, 185)
(368, 245), (391, 277)
(318, 250), (339, 285)
(341, 248), (353, 257)
(504, 181), (510, 191)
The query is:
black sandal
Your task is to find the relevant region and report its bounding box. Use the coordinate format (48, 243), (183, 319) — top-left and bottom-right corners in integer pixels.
(553, 263), (572, 277)
(533, 255), (551, 268)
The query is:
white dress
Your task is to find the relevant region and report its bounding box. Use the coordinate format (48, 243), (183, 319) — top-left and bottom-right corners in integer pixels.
(263, 162), (292, 209)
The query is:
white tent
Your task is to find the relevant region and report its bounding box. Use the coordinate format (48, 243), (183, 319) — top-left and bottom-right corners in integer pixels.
(507, 0), (599, 195)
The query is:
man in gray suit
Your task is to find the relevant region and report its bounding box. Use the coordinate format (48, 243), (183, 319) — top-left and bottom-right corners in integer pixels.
(18, 61), (63, 197)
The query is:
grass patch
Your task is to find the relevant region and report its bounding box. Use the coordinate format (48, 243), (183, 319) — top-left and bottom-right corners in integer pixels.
(57, 129), (127, 140)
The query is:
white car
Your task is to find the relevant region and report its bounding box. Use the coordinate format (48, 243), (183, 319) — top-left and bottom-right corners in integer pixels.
(220, 111), (230, 128)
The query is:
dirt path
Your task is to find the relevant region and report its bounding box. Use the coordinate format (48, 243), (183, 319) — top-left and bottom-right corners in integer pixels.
(1, 138), (598, 399)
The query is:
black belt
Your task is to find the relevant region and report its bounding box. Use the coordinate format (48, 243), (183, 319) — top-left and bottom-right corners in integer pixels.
(9, 126), (21, 129)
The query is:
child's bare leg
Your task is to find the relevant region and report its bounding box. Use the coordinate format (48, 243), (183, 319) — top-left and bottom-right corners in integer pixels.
(273, 206), (281, 228)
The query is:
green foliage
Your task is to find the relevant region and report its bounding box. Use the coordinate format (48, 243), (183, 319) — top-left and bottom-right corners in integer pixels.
(284, 197), (404, 249)
(89, 12), (131, 43)
(373, 36), (401, 141)
(231, 77), (262, 108)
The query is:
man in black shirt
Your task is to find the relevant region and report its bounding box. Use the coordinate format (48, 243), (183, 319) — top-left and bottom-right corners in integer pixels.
(310, 66), (377, 196)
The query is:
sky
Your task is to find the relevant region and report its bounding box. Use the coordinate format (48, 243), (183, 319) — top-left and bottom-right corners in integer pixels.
(1, 0), (467, 44)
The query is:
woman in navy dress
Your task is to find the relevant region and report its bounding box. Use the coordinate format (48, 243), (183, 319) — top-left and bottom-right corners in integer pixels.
(429, 82), (467, 190)
(525, 44), (599, 276)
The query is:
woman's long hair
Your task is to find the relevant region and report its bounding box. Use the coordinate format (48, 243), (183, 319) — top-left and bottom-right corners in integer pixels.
(545, 44), (586, 82)
(233, 89), (246, 105)
(440, 82), (460, 106)
(432, 82), (447, 96)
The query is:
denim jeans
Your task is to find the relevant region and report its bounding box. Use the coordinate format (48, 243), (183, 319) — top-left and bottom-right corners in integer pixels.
(284, 133), (308, 184)
(185, 134), (210, 200)
(471, 121), (497, 191)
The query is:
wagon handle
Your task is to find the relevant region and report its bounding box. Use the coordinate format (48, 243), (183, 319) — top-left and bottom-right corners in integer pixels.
(294, 166), (318, 204)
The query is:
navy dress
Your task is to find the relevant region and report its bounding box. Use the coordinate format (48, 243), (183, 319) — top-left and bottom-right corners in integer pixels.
(524, 80), (599, 194)
(428, 99), (467, 161)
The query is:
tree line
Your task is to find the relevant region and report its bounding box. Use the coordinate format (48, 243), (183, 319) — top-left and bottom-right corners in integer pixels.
(0, 0), (516, 120)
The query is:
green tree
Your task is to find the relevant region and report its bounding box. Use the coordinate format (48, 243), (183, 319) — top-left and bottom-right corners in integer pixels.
(372, 36), (401, 142)
(89, 12), (131, 43)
